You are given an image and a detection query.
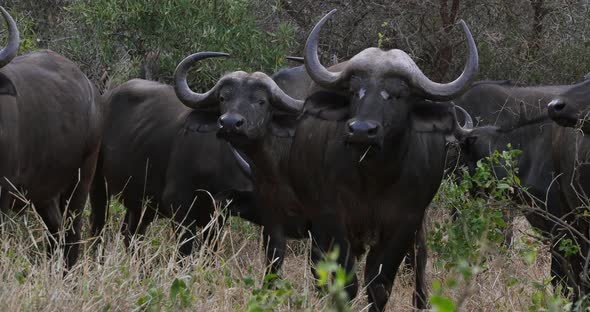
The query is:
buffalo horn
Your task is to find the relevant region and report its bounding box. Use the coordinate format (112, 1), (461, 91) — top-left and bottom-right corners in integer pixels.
(174, 52), (229, 109)
(0, 7), (19, 68)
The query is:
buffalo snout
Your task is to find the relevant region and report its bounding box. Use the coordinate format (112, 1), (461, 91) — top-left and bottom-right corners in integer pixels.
(346, 119), (383, 146)
(547, 99), (566, 112)
(219, 112), (246, 132)
(548, 99), (577, 127)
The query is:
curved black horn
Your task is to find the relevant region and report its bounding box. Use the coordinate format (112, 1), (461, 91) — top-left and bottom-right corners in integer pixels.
(174, 52), (229, 109)
(0, 7), (19, 68)
(455, 105), (473, 129)
(411, 20), (478, 100)
(453, 105), (474, 137)
(304, 9), (346, 88)
(251, 72), (304, 113)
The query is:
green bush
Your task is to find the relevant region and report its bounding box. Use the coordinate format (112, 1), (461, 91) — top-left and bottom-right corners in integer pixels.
(427, 145), (569, 310)
(67, 0), (296, 90)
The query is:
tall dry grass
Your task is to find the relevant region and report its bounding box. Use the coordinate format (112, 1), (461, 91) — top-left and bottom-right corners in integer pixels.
(0, 194), (556, 311)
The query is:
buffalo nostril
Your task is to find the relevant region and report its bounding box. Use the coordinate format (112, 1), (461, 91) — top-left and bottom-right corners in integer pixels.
(235, 118), (244, 128)
(347, 122), (355, 134)
(367, 125), (379, 137)
(549, 100), (566, 112)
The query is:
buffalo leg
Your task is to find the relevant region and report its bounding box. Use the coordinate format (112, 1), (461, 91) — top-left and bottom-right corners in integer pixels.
(88, 174), (110, 261)
(310, 216), (358, 301)
(171, 194), (201, 258)
(365, 224), (417, 312)
(263, 223), (287, 280)
(60, 150), (99, 269)
(33, 198), (63, 261)
(89, 152), (109, 239)
(163, 185), (199, 257)
(123, 204), (155, 252)
(165, 186), (222, 258)
(407, 223), (428, 309)
(196, 192), (226, 252)
(175, 214), (197, 258)
(172, 193), (206, 257)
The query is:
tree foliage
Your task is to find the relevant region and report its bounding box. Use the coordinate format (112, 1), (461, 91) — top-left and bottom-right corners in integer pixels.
(2, 0), (588, 90)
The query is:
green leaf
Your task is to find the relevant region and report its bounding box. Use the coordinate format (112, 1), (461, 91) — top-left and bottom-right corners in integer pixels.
(430, 295), (456, 312)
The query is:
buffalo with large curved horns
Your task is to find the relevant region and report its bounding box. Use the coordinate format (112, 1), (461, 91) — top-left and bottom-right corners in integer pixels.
(174, 52), (311, 276)
(287, 9), (478, 310)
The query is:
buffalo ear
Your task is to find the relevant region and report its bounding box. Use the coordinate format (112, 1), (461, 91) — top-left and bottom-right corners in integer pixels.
(182, 109), (220, 134)
(0, 72), (16, 96)
(269, 112), (297, 138)
(410, 101), (455, 134)
(303, 90), (350, 121)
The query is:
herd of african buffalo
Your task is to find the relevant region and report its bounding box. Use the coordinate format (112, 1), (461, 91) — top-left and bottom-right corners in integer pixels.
(0, 5), (589, 311)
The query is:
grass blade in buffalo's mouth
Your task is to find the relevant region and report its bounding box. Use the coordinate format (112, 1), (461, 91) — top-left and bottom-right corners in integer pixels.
(359, 145), (372, 163)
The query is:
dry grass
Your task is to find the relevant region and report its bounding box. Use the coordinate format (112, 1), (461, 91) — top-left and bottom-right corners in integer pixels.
(0, 199), (555, 312)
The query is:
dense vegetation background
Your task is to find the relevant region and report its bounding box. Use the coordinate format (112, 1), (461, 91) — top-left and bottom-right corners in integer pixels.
(0, 1), (589, 311)
(2, 0), (589, 92)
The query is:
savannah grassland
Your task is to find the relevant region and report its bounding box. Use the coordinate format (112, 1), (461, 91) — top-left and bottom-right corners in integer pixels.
(1, 0), (588, 311)
(0, 186), (556, 312)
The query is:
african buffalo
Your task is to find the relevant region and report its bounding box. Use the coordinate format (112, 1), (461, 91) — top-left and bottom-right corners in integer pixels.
(454, 80), (568, 230)
(451, 80), (575, 292)
(89, 77), (257, 257)
(177, 10), (478, 311)
(547, 79), (590, 300)
(0, 7), (102, 269)
(173, 52), (311, 276)
(288, 11), (478, 311)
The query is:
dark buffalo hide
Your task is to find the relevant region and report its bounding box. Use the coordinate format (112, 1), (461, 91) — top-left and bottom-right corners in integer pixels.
(0, 7), (102, 269)
(90, 79), (257, 257)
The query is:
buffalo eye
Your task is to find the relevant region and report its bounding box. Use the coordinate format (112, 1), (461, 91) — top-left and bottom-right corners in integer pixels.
(257, 99), (266, 106)
(219, 95), (225, 103)
(351, 88), (366, 99)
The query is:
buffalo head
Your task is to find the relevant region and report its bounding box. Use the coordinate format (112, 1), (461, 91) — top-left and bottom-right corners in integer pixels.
(174, 52), (303, 146)
(548, 80), (590, 131)
(304, 10), (478, 149)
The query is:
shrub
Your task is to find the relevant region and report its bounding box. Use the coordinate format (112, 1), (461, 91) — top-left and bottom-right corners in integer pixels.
(66, 0), (296, 90)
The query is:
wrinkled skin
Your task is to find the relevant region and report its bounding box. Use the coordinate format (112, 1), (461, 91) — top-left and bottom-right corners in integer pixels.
(453, 81), (573, 293)
(90, 79), (256, 257)
(547, 80), (590, 299)
(0, 50), (102, 269)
